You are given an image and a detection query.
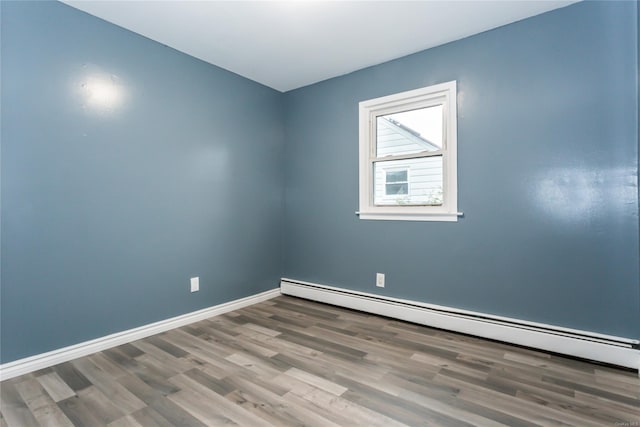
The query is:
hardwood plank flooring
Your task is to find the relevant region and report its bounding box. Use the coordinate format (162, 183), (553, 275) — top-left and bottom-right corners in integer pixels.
(1, 296), (638, 426)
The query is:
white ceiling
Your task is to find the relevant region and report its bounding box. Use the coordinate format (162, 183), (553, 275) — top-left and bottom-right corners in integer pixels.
(62, 1), (578, 92)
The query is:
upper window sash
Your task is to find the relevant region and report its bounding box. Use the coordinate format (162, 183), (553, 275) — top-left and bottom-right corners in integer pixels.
(370, 99), (447, 161)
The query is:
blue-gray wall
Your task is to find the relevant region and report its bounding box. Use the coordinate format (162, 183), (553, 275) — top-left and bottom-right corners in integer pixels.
(283, 1), (640, 338)
(1, 1), (284, 363)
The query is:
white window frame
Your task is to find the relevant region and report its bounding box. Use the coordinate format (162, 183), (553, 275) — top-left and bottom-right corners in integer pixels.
(358, 81), (460, 222)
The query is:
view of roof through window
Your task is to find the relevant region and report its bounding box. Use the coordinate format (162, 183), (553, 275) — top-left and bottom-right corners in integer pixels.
(385, 105), (443, 149)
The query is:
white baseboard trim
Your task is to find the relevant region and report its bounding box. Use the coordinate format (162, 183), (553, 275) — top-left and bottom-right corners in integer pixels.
(0, 288), (281, 381)
(281, 278), (640, 371)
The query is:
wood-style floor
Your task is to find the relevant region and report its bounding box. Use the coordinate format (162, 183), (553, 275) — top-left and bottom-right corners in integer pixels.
(1, 296), (639, 426)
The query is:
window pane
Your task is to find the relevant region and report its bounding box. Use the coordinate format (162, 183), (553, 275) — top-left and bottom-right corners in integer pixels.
(385, 183), (408, 195)
(386, 170), (407, 183)
(376, 105), (443, 157)
(374, 156), (443, 206)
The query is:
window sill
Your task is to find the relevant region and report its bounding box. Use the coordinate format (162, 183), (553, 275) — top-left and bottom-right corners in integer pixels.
(356, 211), (463, 222)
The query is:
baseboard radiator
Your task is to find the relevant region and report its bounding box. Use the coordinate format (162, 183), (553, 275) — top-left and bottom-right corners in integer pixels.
(280, 278), (640, 370)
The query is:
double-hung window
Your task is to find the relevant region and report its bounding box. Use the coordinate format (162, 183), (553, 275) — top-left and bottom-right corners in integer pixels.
(358, 81), (460, 221)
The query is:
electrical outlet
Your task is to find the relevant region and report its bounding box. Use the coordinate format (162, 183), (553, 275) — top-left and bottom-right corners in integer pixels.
(376, 273), (385, 288)
(190, 277), (199, 292)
